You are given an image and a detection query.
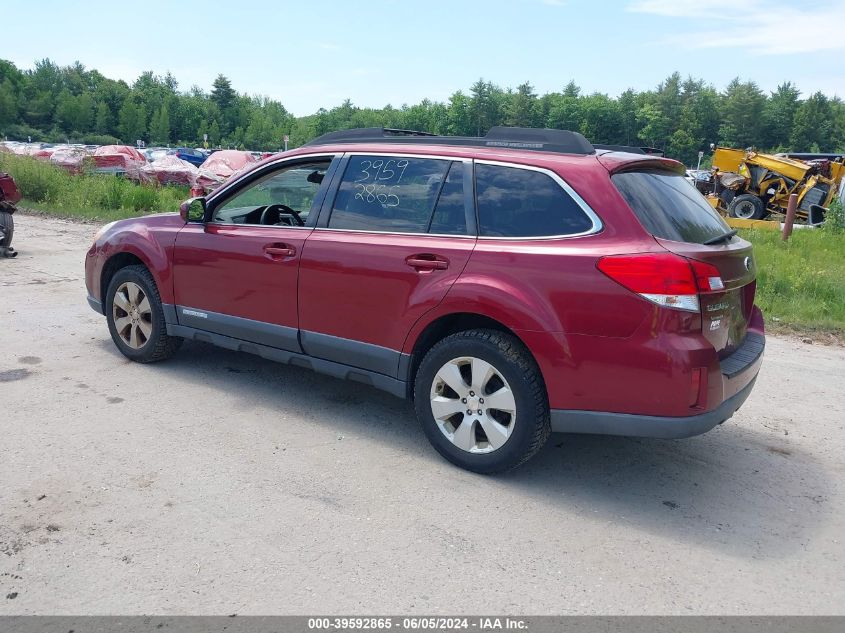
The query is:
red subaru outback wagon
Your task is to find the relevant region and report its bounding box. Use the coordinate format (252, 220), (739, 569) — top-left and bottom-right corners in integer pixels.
(85, 127), (764, 473)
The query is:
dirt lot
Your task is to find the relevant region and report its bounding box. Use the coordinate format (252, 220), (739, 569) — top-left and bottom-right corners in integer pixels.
(1, 213), (844, 615)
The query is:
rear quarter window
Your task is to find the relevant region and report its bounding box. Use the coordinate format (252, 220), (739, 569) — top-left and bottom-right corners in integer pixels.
(475, 163), (595, 238)
(612, 170), (730, 244)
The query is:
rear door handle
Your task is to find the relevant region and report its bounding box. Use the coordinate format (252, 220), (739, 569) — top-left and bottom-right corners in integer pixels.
(264, 243), (296, 259)
(405, 254), (449, 270)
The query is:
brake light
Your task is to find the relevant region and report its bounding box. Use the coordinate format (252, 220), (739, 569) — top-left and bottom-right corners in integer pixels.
(597, 253), (724, 312)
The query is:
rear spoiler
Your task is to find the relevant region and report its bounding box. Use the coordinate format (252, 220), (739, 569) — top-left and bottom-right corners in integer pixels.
(597, 154), (686, 176)
(594, 145), (665, 157)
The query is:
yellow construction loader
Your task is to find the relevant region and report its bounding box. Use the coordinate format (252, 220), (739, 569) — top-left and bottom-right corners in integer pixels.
(709, 147), (844, 225)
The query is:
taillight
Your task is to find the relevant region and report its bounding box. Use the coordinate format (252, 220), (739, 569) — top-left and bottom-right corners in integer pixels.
(689, 259), (725, 292)
(597, 253), (724, 313)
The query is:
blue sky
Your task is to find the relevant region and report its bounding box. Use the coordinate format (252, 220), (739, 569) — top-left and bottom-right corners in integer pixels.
(6, 0), (844, 115)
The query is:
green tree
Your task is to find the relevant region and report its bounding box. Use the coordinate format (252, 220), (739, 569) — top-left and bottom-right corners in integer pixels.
(5, 55), (845, 157)
(174, 89), (209, 144)
(791, 92), (834, 151)
(656, 72), (683, 139)
(118, 96), (146, 142)
(94, 101), (112, 135)
(563, 80), (580, 99)
(447, 91), (473, 136)
(762, 82), (800, 149)
(21, 89), (54, 127)
(546, 88), (582, 132)
(0, 60), (24, 87)
(209, 119), (221, 145)
(244, 110), (278, 149)
(0, 79), (17, 128)
(468, 79), (502, 136)
(505, 82), (540, 128)
(719, 78), (765, 148)
(668, 128), (698, 165)
(210, 74), (237, 133)
(617, 89), (639, 145)
(55, 90), (94, 133)
(149, 104), (171, 144)
(579, 93), (622, 143)
(636, 102), (669, 148)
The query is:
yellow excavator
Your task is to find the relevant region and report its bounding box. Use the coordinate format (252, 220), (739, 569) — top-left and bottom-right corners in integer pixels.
(709, 147), (844, 225)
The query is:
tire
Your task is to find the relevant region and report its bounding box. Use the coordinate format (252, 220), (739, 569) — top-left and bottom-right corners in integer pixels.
(718, 188), (735, 206)
(729, 194), (766, 220)
(0, 211), (12, 248)
(105, 264), (182, 363)
(413, 329), (550, 474)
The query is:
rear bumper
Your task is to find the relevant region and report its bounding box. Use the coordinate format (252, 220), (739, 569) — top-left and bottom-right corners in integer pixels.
(550, 374), (757, 438)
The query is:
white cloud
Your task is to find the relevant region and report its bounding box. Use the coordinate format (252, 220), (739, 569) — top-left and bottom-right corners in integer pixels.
(541, 0), (566, 6)
(628, 0), (845, 55)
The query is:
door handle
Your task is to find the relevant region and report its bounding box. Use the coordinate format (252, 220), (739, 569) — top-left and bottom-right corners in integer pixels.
(264, 244), (296, 259)
(405, 254), (449, 270)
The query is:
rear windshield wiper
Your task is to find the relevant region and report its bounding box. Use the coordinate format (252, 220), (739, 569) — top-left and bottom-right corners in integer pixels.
(702, 229), (738, 245)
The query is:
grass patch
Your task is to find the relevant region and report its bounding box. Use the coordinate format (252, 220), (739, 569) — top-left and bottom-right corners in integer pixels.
(742, 228), (845, 338)
(0, 153), (187, 221)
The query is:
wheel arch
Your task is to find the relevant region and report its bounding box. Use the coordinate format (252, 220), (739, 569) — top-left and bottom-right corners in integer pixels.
(100, 250), (152, 302)
(403, 312), (536, 395)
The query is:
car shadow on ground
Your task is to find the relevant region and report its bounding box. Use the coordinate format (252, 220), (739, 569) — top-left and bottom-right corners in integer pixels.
(101, 338), (831, 561)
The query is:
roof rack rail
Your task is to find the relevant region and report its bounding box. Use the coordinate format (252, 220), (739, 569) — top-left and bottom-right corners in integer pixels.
(303, 126), (595, 155)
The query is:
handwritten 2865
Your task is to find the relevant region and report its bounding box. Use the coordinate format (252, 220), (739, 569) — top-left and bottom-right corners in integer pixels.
(353, 159), (409, 207)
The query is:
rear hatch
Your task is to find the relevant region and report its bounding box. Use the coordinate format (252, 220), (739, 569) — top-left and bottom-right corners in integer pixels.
(608, 161), (756, 357)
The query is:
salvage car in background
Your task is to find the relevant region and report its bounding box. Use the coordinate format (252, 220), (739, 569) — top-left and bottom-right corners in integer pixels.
(194, 149), (256, 192)
(169, 147), (207, 167)
(91, 145), (146, 179)
(141, 155), (199, 187)
(50, 146), (90, 174)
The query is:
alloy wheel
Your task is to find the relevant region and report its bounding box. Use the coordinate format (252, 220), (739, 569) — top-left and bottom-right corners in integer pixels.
(429, 356), (516, 454)
(112, 281), (152, 349)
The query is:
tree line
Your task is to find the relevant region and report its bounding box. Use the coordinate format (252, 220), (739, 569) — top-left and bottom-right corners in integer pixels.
(1, 58), (843, 167)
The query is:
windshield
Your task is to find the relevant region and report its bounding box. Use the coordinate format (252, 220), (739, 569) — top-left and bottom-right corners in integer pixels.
(613, 170), (730, 244)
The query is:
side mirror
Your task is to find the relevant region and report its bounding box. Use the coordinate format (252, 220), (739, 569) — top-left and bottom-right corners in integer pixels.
(180, 197), (206, 223)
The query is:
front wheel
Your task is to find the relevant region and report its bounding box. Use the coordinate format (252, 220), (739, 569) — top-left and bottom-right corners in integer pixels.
(414, 329), (550, 473)
(105, 265), (182, 363)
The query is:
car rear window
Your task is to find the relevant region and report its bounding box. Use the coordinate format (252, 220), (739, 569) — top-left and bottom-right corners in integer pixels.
(612, 170), (730, 244)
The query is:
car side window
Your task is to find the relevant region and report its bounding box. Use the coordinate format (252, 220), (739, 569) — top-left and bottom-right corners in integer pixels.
(475, 163), (594, 237)
(212, 160), (331, 226)
(328, 156), (452, 233)
(428, 162), (467, 235)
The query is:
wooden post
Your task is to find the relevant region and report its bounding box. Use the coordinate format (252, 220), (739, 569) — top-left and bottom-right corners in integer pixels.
(782, 193), (798, 241)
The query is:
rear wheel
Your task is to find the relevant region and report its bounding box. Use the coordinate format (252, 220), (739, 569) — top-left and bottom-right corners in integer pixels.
(729, 194), (766, 220)
(414, 329), (550, 473)
(105, 265), (182, 363)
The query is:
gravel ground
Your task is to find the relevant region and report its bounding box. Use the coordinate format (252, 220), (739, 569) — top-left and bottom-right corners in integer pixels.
(1, 213), (843, 614)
